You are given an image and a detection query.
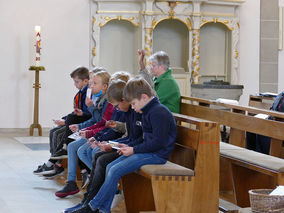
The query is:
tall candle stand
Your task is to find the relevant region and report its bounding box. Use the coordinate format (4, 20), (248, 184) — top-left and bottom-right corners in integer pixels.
(29, 65), (45, 136)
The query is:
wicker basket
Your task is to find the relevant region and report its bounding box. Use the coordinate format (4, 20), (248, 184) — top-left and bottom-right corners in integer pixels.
(249, 189), (284, 213)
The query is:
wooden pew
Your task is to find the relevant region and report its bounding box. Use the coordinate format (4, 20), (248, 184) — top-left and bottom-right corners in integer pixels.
(122, 113), (220, 213)
(179, 96), (284, 207)
(180, 96), (284, 157)
(248, 95), (275, 110)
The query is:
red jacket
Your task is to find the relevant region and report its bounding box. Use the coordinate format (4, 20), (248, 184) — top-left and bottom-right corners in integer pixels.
(84, 102), (114, 138)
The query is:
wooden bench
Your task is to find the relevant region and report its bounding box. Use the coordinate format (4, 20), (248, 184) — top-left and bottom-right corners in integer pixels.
(248, 95), (275, 110)
(122, 113), (220, 213)
(179, 96), (284, 207)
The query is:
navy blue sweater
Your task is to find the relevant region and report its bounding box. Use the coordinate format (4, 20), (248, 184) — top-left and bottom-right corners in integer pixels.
(115, 107), (143, 146)
(94, 108), (125, 141)
(133, 97), (177, 160)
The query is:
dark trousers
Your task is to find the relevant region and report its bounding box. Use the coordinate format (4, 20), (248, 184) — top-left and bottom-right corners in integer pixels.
(82, 150), (120, 204)
(54, 113), (91, 152)
(52, 113), (91, 169)
(246, 132), (271, 155)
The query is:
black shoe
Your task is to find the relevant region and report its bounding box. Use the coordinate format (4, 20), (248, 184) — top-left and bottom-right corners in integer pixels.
(71, 205), (98, 213)
(50, 149), (68, 160)
(33, 163), (54, 175)
(55, 180), (79, 198)
(42, 164), (65, 179)
(81, 172), (89, 189)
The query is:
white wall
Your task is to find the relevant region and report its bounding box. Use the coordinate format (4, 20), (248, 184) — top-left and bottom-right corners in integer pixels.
(0, 0), (90, 128)
(238, 0), (260, 105)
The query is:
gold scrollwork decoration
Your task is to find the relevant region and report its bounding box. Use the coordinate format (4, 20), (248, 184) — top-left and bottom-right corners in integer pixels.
(93, 17), (96, 25)
(234, 50), (239, 59)
(92, 47), (96, 56)
(152, 17), (192, 31)
(99, 16), (140, 27)
(200, 18), (233, 31)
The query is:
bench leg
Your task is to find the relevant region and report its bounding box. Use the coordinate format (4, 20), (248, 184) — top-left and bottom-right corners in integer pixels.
(122, 173), (155, 213)
(231, 164), (276, 207)
(269, 139), (283, 157)
(151, 176), (194, 213)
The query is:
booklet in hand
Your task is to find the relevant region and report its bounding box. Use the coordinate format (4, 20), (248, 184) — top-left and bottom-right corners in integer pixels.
(108, 141), (120, 150)
(68, 132), (81, 140)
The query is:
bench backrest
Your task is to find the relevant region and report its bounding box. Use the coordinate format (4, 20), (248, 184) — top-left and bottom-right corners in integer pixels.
(172, 114), (220, 204)
(180, 96), (284, 140)
(249, 95), (275, 110)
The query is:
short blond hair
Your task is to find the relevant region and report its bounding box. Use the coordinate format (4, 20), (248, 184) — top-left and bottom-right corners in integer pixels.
(94, 70), (111, 86)
(123, 77), (154, 102)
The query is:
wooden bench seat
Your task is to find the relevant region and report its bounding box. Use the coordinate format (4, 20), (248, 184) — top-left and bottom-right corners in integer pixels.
(220, 142), (284, 207)
(220, 142), (284, 173)
(122, 113), (220, 213)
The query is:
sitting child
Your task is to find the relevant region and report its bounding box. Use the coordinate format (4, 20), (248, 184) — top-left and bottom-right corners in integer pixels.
(69, 77), (177, 213)
(62, 79), (143, 213)
(33, 66), (91, 176)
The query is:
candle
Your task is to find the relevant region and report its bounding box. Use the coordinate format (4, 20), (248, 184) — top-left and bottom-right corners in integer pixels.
(34, 26), (41, 66)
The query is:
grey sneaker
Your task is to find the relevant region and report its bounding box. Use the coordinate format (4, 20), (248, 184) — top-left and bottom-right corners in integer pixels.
(42, 164), (65, 179)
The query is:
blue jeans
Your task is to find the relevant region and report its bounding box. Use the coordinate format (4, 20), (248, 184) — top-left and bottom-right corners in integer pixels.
(88, 153), (166, 213)
(78, 143), (100, 169)
(67, 138), (87, 181)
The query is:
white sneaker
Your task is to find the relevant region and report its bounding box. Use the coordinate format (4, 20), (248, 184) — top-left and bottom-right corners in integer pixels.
(111, 191), (124, 209)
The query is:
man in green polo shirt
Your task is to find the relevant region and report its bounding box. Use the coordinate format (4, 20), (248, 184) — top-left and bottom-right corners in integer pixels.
(138, 50), (181, 113)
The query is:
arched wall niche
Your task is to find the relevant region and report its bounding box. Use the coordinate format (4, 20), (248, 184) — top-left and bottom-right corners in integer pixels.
(199, 22), (232, 83)
(100, 19), (140, 75)
(153, 19), (191, 95)
(153, 19), (189, 72)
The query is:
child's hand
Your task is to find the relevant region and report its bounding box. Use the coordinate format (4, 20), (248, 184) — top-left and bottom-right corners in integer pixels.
(90, 140), (100, 149)
(87, 137), (96, 145)
(106, 120), (116, 128)
(54, 120), (65, 126)
(118, 146), (134, 156)
(79, 130), (87, 138)
(69, 124), (79, 132)
(138, 49), (146, 70)
(117, 143), (128, 148)
(98, 142), (112, 152)
(85, 97), (93, 107)
(74, 108), (83, 116)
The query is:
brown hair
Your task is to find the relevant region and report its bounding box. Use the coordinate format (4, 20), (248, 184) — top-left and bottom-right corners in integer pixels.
(70, 66), (89, 80)
(110, 71), (131, 83)
(107, 80), (126, 103)
(123, 77), (154, 102)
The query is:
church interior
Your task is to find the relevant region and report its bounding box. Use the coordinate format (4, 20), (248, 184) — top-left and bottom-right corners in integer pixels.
(1, 0), (284, 212)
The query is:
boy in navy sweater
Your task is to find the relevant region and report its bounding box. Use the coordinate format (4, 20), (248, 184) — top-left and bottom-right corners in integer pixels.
(71, 77), (176, 213)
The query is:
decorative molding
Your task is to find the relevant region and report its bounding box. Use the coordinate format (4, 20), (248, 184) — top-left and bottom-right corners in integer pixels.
(152, 17), (192, 31)
(191, 29), (200, 84)
(99, 15), (140, 27)
(200, 17), (233, 31)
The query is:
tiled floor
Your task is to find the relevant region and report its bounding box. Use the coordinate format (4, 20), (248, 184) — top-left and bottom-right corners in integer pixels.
(0, 131), (126, 213)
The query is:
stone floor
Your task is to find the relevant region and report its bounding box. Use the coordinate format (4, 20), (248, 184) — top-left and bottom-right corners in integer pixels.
(0, 130), (126, 213)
